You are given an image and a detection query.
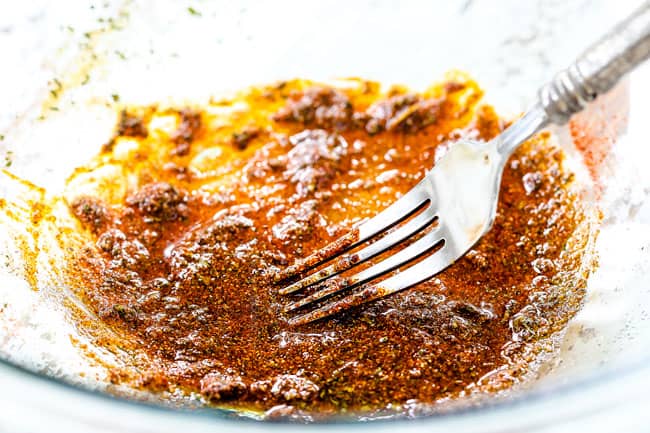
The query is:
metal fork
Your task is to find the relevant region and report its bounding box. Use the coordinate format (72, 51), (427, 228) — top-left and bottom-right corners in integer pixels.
(278, 2), (650, 326)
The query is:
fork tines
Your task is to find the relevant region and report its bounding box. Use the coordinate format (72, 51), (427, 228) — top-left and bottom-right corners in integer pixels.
(277, 177), (450, 326)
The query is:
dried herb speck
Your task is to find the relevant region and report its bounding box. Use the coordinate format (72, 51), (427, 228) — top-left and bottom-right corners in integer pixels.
(4, 151), (13, 168)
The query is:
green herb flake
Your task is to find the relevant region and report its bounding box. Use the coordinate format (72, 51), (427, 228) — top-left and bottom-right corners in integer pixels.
(49, 78), (63, 98)
(111, 94), (120, 102)
(115, 50), (126, 60)
(188, 6), (201, 16)
(4, 151), (13, 168)
(107, 17), (124, 31)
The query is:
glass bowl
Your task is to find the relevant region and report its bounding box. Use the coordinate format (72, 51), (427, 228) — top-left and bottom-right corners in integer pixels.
(1, 0), (649, 431)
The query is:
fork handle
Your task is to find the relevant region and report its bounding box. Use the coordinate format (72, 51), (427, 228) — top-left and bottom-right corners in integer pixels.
(539, 1), (650, 125)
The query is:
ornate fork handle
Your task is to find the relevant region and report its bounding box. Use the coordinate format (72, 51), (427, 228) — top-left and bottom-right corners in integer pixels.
(540, 1), (650, 125)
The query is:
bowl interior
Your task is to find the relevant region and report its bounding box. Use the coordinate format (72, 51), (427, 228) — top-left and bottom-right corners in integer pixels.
(0, 0), (649, 427)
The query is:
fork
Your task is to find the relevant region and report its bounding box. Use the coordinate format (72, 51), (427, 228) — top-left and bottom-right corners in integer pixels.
(278, 2), (650, 326)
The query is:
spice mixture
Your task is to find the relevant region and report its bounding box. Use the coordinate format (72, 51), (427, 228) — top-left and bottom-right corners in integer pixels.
(62, 76), (591, 419)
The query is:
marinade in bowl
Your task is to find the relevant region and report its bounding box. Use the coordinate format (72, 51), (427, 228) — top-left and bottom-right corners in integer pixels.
(0, 75), (597, 420)
(3, 2), (650, 429)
